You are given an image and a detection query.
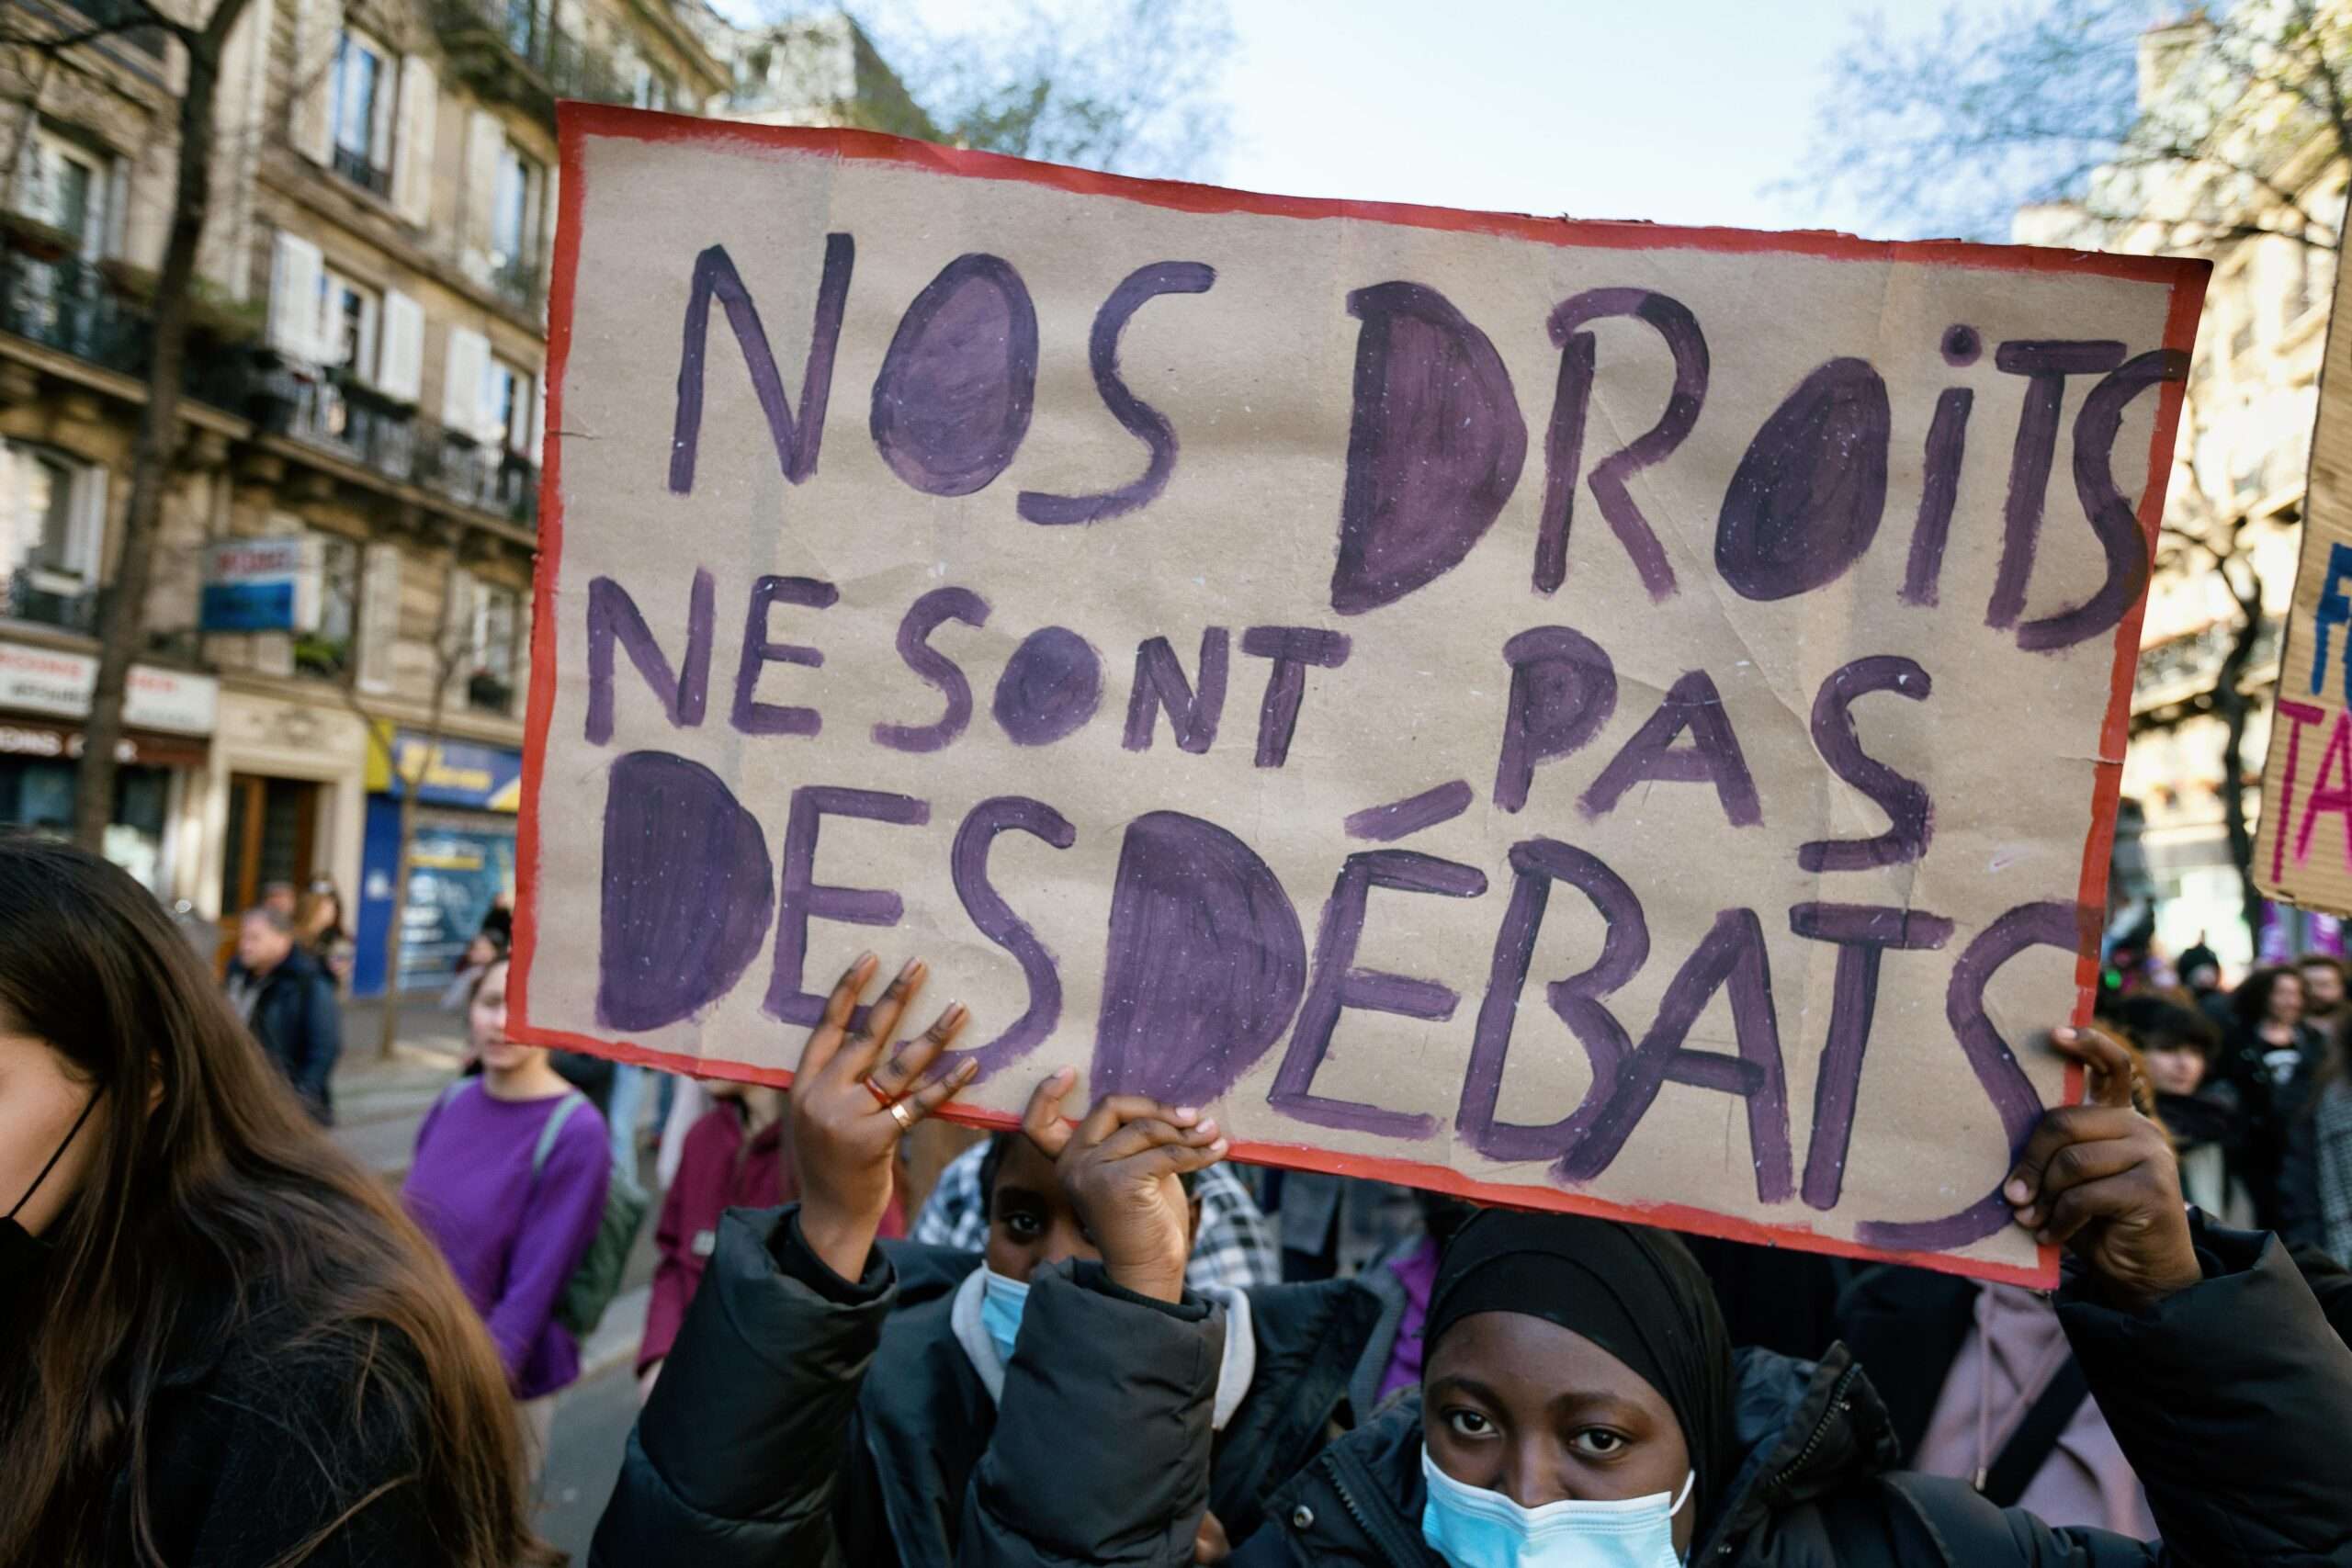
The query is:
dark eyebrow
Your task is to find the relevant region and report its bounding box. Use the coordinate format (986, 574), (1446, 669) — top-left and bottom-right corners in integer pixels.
(1426, 1373), (1505, 1406)
(1427, 1372), (1649, 1425)
(1548, 1392), (1649, 1425)
(992, 1184), (1049, 1209)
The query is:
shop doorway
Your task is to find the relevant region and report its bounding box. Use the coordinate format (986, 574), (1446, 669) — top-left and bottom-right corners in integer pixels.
(219, 773), (320, 944)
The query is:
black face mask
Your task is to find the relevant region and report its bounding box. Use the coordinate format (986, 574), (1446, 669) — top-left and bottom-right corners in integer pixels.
(0, 1090), (100, 1294)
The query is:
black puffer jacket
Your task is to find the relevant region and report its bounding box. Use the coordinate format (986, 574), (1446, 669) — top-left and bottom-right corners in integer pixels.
(589, 1203), (1383, 1568)
(1215, 1226), (2352, 1567)
(1837, 1208), (2352, 1479)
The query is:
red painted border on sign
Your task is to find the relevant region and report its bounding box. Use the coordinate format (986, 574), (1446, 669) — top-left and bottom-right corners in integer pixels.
(514, 103), (2211, 1292)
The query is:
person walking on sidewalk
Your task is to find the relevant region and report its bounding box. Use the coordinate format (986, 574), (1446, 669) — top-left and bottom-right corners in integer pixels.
(0, 835), (552, 1566)
(402, 956), (609, 1475)
(222, 905), (342, 1125)
(294, 877), (354, 992)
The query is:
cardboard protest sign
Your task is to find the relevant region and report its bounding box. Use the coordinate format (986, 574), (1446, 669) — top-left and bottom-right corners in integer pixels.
(2258, 253), (2352, 916)
(516, 106), (2205, 1284)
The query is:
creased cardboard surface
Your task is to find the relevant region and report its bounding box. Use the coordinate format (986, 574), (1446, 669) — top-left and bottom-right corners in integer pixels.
(516, 108), (2206, 1282)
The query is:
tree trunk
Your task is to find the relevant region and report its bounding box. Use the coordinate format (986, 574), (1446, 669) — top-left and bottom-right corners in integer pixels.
(2218, 611), (2262, 953)
(376, 544), (461, 1058)
(74, 0), (253, 848)
(378, 763), (423, 1058)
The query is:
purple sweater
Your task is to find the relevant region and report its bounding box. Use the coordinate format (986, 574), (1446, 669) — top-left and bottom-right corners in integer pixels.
(402, 1081), (609, 1399)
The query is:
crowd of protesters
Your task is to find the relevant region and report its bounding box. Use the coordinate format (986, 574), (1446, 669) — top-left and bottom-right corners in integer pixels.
(7, 830), (2352, 1564)
(2100, 939), (2352, 1253)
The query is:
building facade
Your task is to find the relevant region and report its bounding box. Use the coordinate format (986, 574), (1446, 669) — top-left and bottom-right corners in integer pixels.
(2014, 7), (2347, 974)
(0, 0), (738, 988)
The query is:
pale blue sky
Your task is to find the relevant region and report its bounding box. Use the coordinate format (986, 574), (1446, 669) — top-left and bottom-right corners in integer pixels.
(1216, 1), (1951, 233)
(843, 0), (2016, 237)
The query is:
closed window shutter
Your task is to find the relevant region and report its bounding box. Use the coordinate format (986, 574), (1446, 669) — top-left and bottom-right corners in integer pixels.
(291, 0), (343, 165)
(442, 326), (488, 434)
(379, 289), (424, 401)
(442, 563), (477, 691)
(356, 540), (401, 693)
(477, 357), (505, 447)
(461, 110), (503, 282)
(11, 134), (40, 216)
(103, 157), (127, 258)
(530, 367), (546, 465)
(77, 463), (106, 581)
(267, 231), (324, 359)
(391, 54), (437, 226)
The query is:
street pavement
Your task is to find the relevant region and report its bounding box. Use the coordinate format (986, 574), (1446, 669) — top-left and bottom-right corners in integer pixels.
(537, 1353), (640, 1561)
(325, 1001), (655, 1561)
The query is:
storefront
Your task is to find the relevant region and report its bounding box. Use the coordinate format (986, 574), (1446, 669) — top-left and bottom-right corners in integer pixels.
(354, 730), (522, 998)
(0, 638), (216, 898)
(202, 687), (370, 935)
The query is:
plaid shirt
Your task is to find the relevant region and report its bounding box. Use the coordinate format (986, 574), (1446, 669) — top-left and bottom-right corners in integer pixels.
(911, 1141), (1281, 1292)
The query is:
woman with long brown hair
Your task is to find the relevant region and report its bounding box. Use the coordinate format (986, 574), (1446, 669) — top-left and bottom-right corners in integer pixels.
(0, 833), (552, 1566)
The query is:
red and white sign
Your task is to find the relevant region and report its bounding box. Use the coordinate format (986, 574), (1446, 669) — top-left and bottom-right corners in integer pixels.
(0, 640), (218, 736)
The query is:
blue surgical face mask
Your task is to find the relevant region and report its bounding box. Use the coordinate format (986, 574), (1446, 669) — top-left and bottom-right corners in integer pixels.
(1420, 1445), (1694, 1568)
(978, 1267), (1030, 1364)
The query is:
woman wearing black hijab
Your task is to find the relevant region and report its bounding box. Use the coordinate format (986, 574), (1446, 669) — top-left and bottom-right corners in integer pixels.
(1011, 1025), (2352, 1567)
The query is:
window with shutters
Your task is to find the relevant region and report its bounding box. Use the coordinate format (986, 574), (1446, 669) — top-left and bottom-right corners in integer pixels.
(482, 355), (531, 455)
(490, 141), (543, 308)
(315, 267), (381, 380)
(6, 130), (118, 358)
(17, 129), (110, 258)
(329, 31), (396, 197)
(468, 581), (519, 713)
(390, 58), (438, 227)
(0, 441), (101, 634)
(503, 0), (538, 61)
(297, 532), (359, 682)
(632, 63), (674, 110)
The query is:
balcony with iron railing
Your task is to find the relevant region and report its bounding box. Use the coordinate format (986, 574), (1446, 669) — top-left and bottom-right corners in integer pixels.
(431, 0), (635, 116)
(2134, 615), (2284, 714)
(0, 251), (146, 378)
(425, 430), (538, 525)
(0, 245), (537, 529)
(0, 249), (256, 410)
(491, 251), (543, 313)
(4, 566), (98, 634)
(269, 371), (538, 527)
(330, 143), (394, 200)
